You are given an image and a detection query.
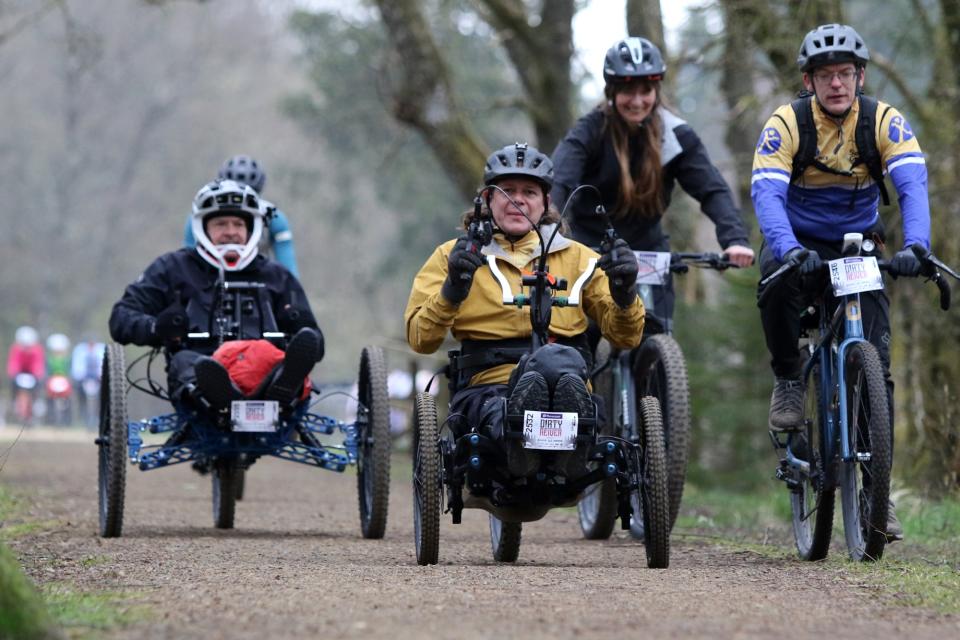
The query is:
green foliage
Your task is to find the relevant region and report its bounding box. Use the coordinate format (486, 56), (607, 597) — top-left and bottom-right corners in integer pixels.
(673, 267), (774, 490)
(0, 542), (57, 640)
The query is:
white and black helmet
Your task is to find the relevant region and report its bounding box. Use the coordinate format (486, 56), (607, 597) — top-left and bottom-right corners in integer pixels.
(218, 155), (266, 193)
(191, 179), (265, 271)
(603, 37), (666, 85)
(797, 24), (869, 72)
(483, 143), (554, 194)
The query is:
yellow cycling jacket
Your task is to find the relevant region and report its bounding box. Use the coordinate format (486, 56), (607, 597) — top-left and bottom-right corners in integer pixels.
(405, 223), (644, 385)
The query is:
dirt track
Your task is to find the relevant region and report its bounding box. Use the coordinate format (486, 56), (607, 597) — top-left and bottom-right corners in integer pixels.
(2, 431), (957, 639)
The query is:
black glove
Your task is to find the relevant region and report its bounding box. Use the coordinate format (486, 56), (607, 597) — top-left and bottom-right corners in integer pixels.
(786, 247), (823, 277)
(890, 247), (922, 278)
(277, 304), (309, 334)
(598, 238), (639, 308)
(153, 300), (187, 345)
(441, 237), (485, 304)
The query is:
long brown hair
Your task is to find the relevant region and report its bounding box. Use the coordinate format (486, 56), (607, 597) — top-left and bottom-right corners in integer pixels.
(603, 80), (664, 220)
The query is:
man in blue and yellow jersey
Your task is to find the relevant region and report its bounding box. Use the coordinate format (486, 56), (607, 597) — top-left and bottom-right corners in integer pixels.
(752, 24), (931, 540)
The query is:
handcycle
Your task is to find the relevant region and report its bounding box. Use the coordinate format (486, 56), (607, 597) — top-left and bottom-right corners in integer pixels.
(759, 234), (959, 561)
(411, 189), (671, 568)
(96, 277), (391, 538)
(579, 242), (740, 540)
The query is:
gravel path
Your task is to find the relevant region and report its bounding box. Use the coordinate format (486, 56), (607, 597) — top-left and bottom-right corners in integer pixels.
(2, 432), (957, 639)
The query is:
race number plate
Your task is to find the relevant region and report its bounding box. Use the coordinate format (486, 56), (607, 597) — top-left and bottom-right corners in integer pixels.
(522, 411), (578, 450)
(828, 256), (884, 296)
(633, 251), (671, 286)
(231, 400), (279, 432)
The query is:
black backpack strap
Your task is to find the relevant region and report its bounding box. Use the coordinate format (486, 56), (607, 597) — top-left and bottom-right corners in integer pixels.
(788, 96), (818, 184)
(854, 95), (891, 206)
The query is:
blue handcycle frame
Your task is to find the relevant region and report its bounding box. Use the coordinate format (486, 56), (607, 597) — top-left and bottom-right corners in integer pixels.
(126, 402), (362, 473)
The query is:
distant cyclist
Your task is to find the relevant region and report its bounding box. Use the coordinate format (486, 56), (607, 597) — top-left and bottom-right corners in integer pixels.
(184, 155), (299, 277)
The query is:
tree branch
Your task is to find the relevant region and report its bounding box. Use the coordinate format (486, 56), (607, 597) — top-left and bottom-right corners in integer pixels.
(870, 52), (936, 128)
(372, 0), (488, 199)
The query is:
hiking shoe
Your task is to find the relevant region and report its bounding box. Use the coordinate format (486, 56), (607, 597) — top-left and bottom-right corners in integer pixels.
(505, 371), (548, 476)
(886, 500), (904, 542)
(264, 328), (320, 406)
(507, 371), (550, 415)
(195, 356), (242, 410)
(769, 377), (804, 432)
(552, 373), (593, 417)
(551, 374), (593, 477)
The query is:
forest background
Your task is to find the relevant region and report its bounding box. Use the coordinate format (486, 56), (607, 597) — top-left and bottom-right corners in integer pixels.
(1, 0), (958, 495)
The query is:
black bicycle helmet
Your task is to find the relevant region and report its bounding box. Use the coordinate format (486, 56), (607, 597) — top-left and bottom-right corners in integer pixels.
(603, 37), (666, 85)
(797, 24), (869, 72)
(218, 155), (266, 193)
(483, 143), (554, 194)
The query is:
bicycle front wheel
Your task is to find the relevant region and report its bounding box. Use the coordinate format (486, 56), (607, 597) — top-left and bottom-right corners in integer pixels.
(838, 342), (891, 562)
(790, 355), (835, 561)
(634, 334), (690, 531)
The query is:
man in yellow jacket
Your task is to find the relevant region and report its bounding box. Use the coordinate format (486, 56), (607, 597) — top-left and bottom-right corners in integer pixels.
(404, 143), (644, 474)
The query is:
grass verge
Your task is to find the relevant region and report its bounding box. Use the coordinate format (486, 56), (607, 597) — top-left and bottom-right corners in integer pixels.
(677, 484), (960, 613)
(1, 483), (148, 637)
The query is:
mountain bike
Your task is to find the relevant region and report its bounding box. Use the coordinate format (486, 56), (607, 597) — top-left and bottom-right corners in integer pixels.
(760, 235), (958, 561)
(578, 243), (739, 539)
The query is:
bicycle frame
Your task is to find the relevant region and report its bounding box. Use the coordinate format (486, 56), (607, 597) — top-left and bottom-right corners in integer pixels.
(793, 288), (871, 490)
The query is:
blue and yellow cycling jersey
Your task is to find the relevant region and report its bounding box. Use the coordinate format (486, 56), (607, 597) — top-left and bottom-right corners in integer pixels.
(751, 95), (930, 261)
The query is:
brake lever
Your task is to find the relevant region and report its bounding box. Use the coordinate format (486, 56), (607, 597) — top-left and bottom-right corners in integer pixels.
(462, 195), (493, 281)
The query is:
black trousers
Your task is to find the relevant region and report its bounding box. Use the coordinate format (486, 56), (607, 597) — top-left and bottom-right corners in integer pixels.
(166, 350), (205, 402)
(758, 236), (894, 437)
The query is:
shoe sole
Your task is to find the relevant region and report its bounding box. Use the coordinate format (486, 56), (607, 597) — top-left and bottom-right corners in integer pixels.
(264, 330), (318, 405)
(195, 359), (241, 409)
(505, 371), (548, 476)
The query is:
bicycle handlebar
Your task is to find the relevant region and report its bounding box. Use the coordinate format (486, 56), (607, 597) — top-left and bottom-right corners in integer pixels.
(670, 252), (739, 274)
(756, 245), (955, 311)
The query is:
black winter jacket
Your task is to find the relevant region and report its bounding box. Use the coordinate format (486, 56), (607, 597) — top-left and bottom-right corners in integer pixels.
(551, 107), (750, 251)
(109, 248), (319, 355)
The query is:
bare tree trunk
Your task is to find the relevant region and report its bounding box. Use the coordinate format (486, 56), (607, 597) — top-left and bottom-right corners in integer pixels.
(472, 0), (575, 151)
(371, 0), (489, 200)
(626, 0), (664, 54)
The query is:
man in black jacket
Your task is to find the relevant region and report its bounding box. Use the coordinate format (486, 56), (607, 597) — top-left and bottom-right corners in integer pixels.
(109, 179), (323, 409)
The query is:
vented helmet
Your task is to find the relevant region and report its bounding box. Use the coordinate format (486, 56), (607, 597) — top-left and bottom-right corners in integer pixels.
(218, 155), (266, 193)
(483, 143), (554, 193)
(797, 24), (869, 72)
(191, 179), (265, 271)
(603, 37), (666, 84)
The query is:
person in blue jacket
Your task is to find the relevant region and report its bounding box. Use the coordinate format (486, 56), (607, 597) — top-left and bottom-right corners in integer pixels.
(752, 24), (931, 540)
(184, 155), (299, 277)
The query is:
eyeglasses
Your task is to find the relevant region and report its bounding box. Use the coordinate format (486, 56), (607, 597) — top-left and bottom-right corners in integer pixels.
(812, 69), (858, 84)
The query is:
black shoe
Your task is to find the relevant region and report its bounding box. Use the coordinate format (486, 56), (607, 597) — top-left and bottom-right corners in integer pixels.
(505, 371), (548, 476)
(550, 374), (593, 477)
(195, 357), (242, 410)
(264, 328), (320, 406)
(769, 377), (804, 432)
(552, 374), (593, 417)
